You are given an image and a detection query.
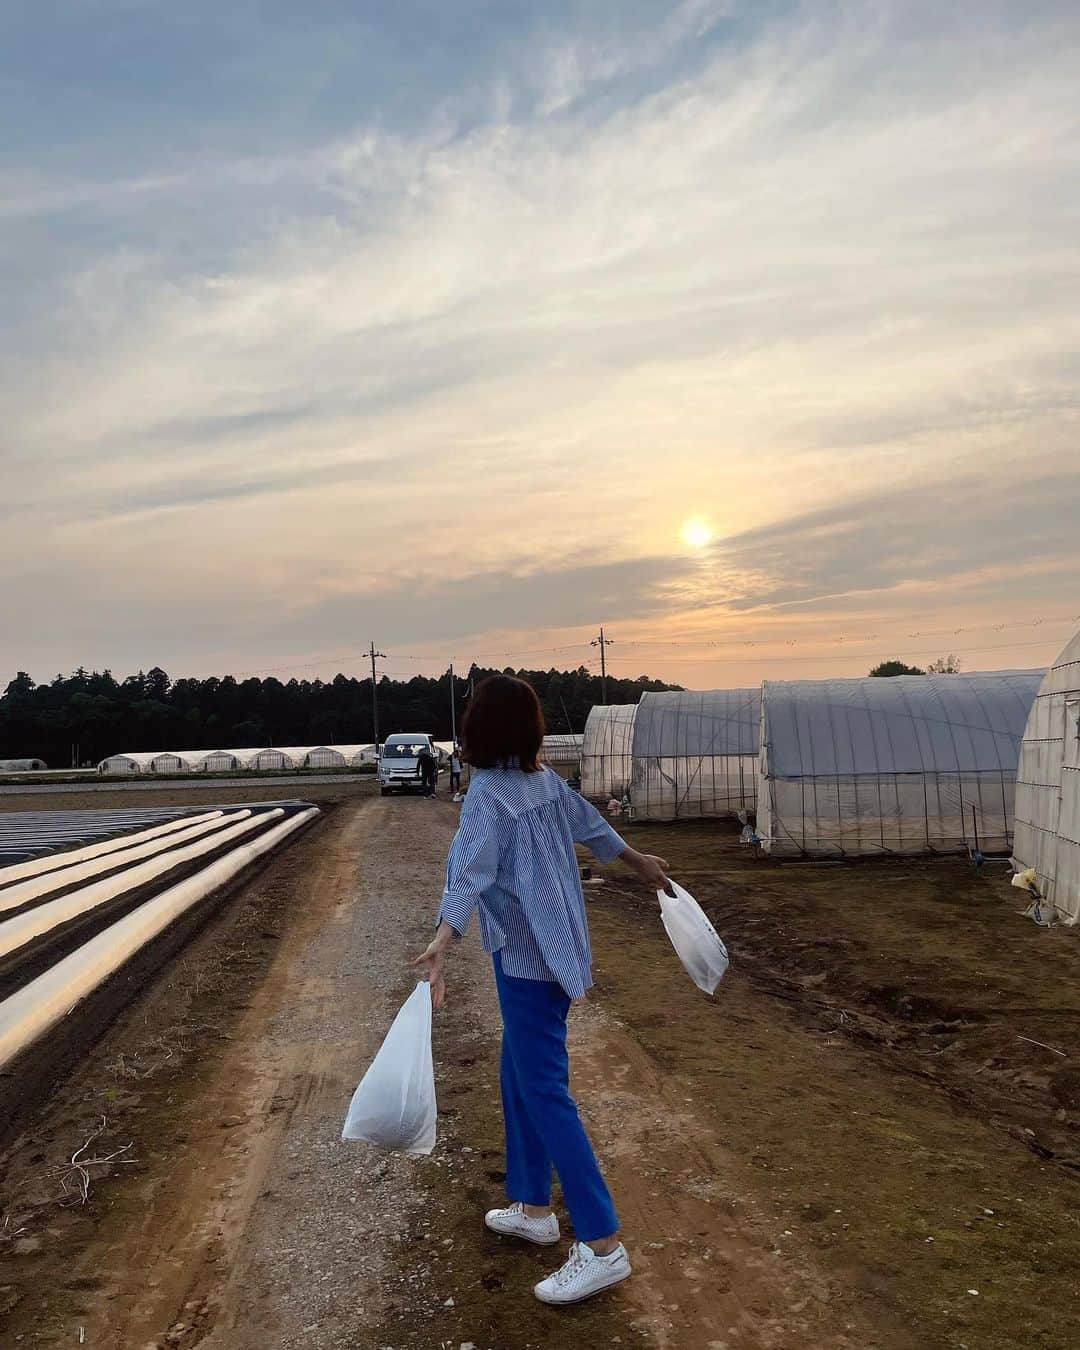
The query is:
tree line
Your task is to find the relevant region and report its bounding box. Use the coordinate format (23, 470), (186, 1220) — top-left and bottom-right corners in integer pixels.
(868, 655), (961, 677)
(0, 666), (679, 768)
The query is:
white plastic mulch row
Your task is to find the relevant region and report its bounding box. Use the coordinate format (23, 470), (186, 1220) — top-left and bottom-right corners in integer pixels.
(0, 810), (278, 962)
(0, 810), (226, 888)
(0, 811), (244, 915)
(0, 807), (319, 1071)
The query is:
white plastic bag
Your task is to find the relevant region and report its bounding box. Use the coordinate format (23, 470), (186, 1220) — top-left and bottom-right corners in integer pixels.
(658, 881), (729, 995)
(342, 981), (437, 1154)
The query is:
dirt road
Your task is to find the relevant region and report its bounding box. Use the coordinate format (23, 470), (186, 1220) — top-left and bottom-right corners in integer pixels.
(2, 797), (1078, 1348)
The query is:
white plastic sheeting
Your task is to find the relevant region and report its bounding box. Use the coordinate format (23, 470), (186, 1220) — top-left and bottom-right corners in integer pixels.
(581, 705), (637, 800)
(249, 748), (295, 770)
(0, 808), (318, 1071)
(1013, 632), (1080, 924)
(227, 748), (263, 769)
(303, 746), (346, 769)
(0, 811), (250, 915)
(541, 735), (584, 766)
(194, 750), (240, 772)
(97, 751), (197, 774)
(148, 753), (190, 773)
(0, 811), (225, 887)
(0, 759), (47, 772)
(759, 670), (1045, 857)
(0, 811), (273, 960)
(630, 689), (759, 820)
(97, 754), (143, 774)
(272, 746), (331, 768)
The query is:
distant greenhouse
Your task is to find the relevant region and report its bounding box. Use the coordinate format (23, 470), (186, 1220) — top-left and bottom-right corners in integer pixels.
(337, 744), (378, 767)
(581, 705), (637, 800)
(194, 750), (241, 772)
(1012, 631), (1080, 924)
(97, 745), (376, 774)
(541, 734), (584, 766)
(97, 751), (196, 775)
(758, 670), (1045, 857)
(0, 758), (48, 772)
(630, 688), (760, 821)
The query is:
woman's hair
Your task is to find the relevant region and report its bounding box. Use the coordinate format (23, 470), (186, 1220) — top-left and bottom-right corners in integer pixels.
(461, 674), (545, 772)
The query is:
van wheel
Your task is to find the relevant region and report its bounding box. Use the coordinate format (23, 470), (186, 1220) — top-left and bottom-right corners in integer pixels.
(380, 787), (391, 797)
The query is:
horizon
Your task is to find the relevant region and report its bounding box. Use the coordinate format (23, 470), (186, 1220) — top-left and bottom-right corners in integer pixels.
(2, 647), (1057, 697)
(3, 1), (1079, 689)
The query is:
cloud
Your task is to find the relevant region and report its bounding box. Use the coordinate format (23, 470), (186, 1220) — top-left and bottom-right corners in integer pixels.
(269, 553), (692, 648)
(2, 1), (1079, 682)
(707, 458), (1080, 613)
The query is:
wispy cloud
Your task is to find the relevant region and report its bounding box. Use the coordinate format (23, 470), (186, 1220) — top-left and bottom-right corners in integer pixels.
(2, 1), (1078, 682)
(708, 458), (1080, 614)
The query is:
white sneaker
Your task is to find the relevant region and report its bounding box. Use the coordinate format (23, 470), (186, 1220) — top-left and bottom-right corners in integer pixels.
(534, 1241), (632, 1305)
(484, 1202), (561, 1246)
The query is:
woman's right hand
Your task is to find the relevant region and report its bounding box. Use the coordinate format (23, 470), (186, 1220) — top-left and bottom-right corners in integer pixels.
(621, 846), (671, 892)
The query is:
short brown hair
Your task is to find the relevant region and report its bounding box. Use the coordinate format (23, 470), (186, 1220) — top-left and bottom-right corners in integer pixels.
(462, 674), (545, 772)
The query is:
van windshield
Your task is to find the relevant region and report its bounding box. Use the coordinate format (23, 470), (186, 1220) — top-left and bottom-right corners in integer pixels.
(382, 742), (427, 758)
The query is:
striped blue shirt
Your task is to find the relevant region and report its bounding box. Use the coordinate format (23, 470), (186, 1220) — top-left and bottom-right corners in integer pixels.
(437, 766), (627, 999)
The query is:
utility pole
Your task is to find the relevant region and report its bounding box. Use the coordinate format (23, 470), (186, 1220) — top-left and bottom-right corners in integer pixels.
(591, 626), (613, 705)
(449, 662), (458, 747)
(369, 641), (386, 747)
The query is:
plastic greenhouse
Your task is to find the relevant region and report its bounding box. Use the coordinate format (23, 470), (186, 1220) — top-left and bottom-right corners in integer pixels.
(337, 744), (378, 767)
(1012, 631), (1080, 923)
(146, 753), (191, 774)
(630, 689), (760, 820)
(97, 751), (196, 774)
(248, 748), (294, 770)
(542, 734), (584, 766)
(299, 746), (346, 769)
(99, 744), (376, 774)
(758, 670), (1045, 857)
(581, 705), (637, 800)
(194, 750), (241, 772)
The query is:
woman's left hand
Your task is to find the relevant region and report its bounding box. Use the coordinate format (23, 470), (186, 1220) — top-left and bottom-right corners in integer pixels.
(412, 922), (454, 1010)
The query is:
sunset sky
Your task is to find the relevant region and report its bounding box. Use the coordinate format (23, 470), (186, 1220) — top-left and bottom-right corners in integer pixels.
(3, 1), (1078, 690)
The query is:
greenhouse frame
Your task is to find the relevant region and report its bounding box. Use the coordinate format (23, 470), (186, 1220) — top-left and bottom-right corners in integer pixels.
(630, 689), (760, 821)
(758, 670), (1045, 857)
(581, 704), (637, 800)
(1012, 631), (1080, 924)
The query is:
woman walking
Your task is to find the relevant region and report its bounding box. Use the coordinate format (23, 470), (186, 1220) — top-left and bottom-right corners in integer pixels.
(413, 675), (668, 1305)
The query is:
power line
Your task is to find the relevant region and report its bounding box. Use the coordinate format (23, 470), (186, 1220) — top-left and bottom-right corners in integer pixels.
(614, 613), (1080, 651)
(599, 637), (1060, 668)
(100, 611), (1079, 684)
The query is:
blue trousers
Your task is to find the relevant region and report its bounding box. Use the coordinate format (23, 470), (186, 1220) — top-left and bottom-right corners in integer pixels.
(493, 952), (618, 1242)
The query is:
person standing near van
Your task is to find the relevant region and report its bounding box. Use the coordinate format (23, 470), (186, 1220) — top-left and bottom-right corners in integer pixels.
(449, 746), (463, 792)
(413, 675), (669, 1305)
(417, 746), (437, 797)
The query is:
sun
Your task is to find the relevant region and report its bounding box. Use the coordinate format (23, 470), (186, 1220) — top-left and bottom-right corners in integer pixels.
(680, 518), (713, 550)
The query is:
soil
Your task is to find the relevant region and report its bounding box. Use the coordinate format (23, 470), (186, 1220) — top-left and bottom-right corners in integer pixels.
(1, 799), (1078, 1348)
(0, 779), (375, 814)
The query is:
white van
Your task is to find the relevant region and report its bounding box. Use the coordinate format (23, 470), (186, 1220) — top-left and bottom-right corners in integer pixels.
(377, 733), (438, 796)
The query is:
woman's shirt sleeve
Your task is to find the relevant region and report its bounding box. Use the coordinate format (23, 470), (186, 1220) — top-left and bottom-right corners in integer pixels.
(562, 780), (627, 864)
(437, 792), (500, 936)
